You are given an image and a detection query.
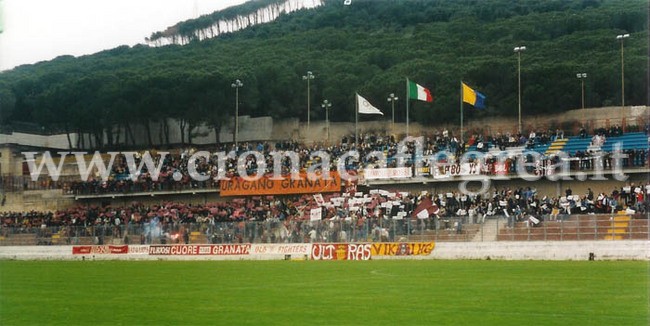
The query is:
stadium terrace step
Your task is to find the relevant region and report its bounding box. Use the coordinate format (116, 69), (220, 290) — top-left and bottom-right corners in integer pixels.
(1, 233), (38, 246)
(190, 232), (208, 244)
(51, 233), (63, 245)
(613, 215), (631, 222)
(472, 218), (500, 242)
(545, 138), (568, 155)
(605, 216), (630, 239)
(496, 214), (649, 241)
(530, 143), (552, 154)
(560, 137), (593, 155)
(601, 132), (648, 151)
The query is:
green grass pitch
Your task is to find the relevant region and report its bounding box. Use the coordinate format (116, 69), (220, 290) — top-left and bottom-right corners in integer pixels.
(1, 260), (648, 325)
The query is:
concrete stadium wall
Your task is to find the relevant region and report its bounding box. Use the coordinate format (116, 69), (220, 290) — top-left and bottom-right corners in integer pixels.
(0, 190), (75, 213)
(1, 241), (647, 261)
(3, 106), (647, 151)
(1, 132), (77, 150)
(0, 246), (266, 261)
(426, 241), (650, 261)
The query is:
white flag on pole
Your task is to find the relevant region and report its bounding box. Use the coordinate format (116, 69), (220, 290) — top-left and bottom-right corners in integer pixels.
(357, 94), (384, 115)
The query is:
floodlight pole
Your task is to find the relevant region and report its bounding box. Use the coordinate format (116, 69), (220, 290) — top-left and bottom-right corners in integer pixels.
(322, 99), (332, 142)
(302, 71), (315, 134)
(514, 46), (526, 134)
(576, 73), (587, 109)
(387, 93), (398, 134)
(616, 34), (630, 123)
(231, 79), (243, 146)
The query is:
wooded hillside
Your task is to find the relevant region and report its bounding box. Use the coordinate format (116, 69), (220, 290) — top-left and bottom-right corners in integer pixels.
(0, 0), (647, 148)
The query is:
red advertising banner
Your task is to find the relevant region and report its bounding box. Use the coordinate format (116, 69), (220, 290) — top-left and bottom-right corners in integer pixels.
(148, 244), (251, 256)
(495, 162), (509, 176)
(72, 246), (92, 255)
(72, 245), (128, 255)
(310, 243), (371, 260)
(108, 245), (128, 254)
(220, 173), (341, 196)
(370, 242), (435, 256)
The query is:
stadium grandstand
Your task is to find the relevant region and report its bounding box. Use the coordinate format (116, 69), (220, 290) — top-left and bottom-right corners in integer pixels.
(1, 115), (648, 247)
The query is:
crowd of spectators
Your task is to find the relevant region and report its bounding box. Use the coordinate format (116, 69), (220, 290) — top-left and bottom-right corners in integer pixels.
(3, 182), (648, 244)
(468, 128), (563, 152)
(66, 126), (648, 194)
(5, 125), (649, 196)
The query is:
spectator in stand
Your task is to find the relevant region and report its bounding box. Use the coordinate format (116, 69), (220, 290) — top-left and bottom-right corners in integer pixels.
(579, 126), (588, 138)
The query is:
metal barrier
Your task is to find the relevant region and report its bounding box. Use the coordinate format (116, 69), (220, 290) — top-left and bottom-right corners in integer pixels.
(2, 214), (646, 246)
(0, 216), (477, 246)
(495, 214), (650, 241)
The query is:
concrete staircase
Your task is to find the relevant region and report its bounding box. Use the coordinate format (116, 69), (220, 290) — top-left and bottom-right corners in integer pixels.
(472, 217), (501, 242)
(604, 214), (631, 240)
(190, 231), (209, 244)
(0, 233), (38, 246)
(545, 138), (568, 155)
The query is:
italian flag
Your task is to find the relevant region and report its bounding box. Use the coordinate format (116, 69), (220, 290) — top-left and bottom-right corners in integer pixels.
(408, 80), (433, 102)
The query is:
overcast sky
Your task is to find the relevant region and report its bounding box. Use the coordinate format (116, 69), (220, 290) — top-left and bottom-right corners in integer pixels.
(0, 0), (248, 71)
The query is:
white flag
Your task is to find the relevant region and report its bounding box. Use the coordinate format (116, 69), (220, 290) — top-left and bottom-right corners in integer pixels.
(313, 194), (325, 206)
(357, 94), (384, 115)
(416, 209), (429, 219)
(310, 208), (322, 221)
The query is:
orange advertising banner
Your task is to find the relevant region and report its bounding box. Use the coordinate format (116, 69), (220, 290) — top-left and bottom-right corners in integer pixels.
(219, 172), (342, 196)
(370, 242), (435, 256)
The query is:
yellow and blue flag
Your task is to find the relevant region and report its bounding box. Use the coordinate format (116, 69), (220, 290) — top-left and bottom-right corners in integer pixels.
(462, 82), (486, 109)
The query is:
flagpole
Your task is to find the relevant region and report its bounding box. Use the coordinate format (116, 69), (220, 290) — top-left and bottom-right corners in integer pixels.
(460, 81), (464, 144)
(355, 93), (359, 145)
(405, 78), (410, 137)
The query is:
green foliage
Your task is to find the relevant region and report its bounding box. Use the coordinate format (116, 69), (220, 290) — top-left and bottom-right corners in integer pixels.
(0, 0), (647, 147)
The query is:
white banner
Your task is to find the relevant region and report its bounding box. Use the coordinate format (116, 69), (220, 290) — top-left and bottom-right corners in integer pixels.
(330, 197), (345, 206)
(310, 208), (322, 221)
(127, 245), (150, 255)
(363, 167), (412, 180)
(250, 244), (312, 256)
(432, 163), (480, 179)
